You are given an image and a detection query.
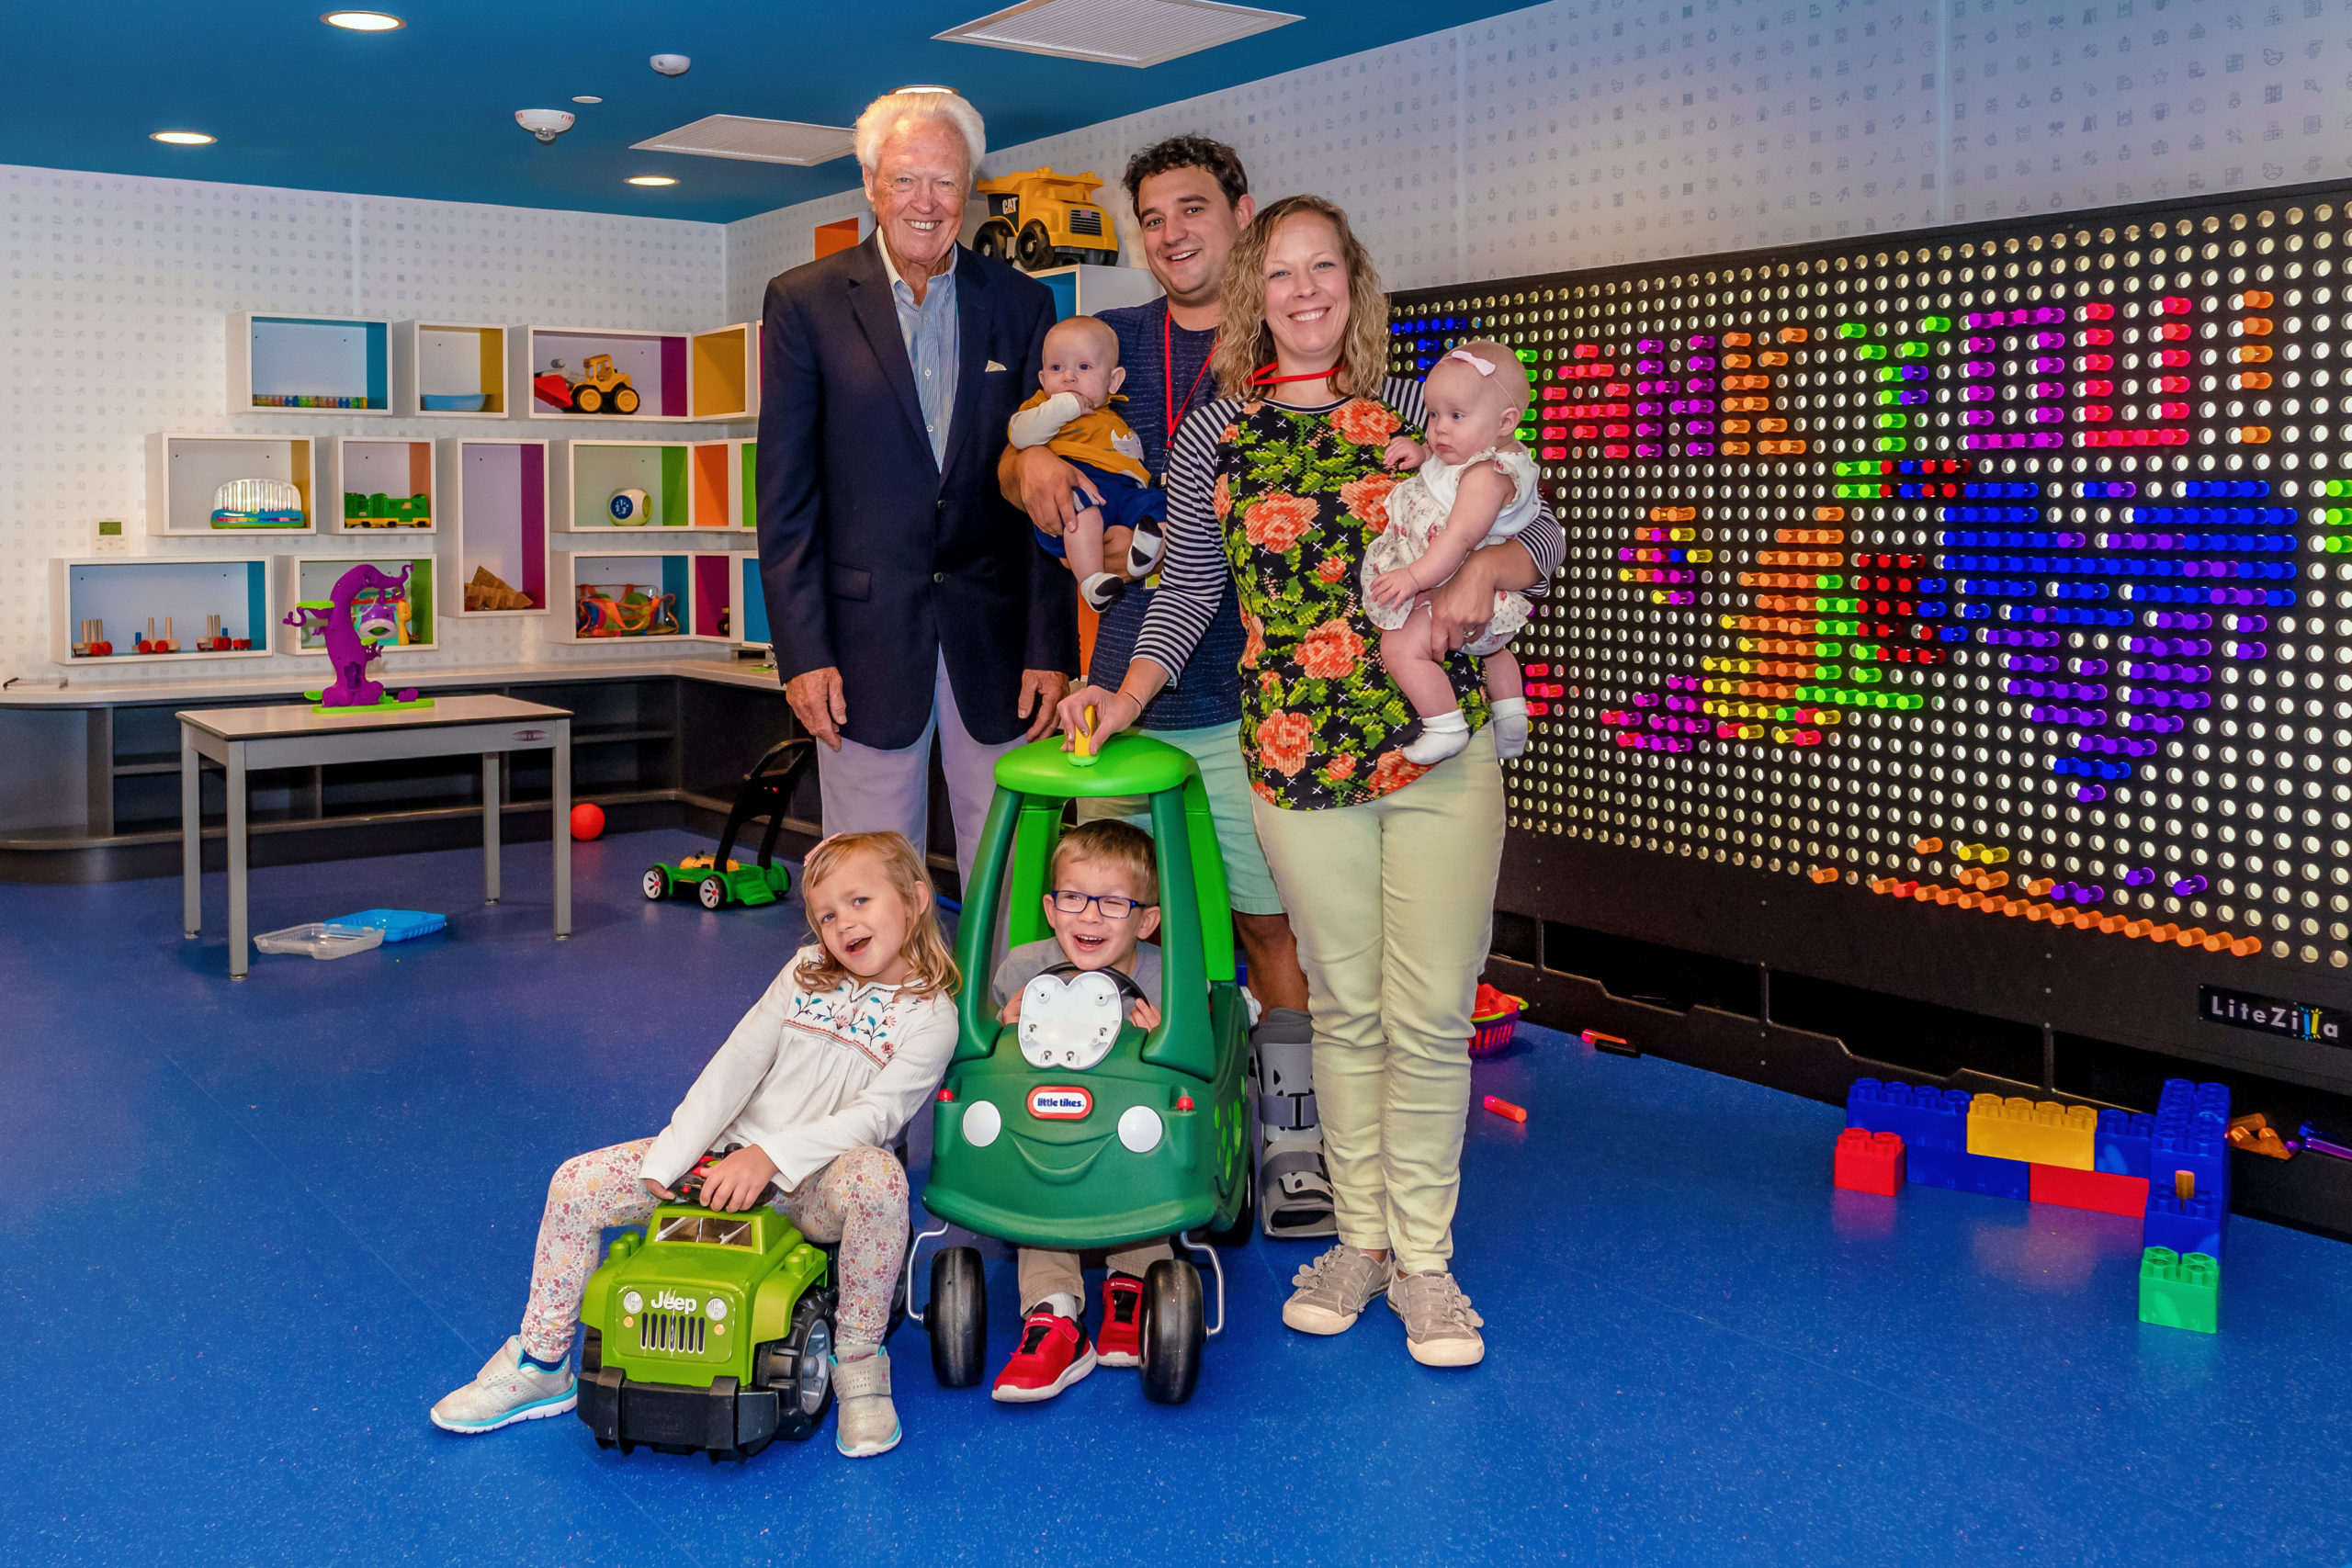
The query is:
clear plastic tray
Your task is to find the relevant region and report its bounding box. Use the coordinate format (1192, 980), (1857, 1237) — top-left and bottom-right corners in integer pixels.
(253, 922), (385, 959)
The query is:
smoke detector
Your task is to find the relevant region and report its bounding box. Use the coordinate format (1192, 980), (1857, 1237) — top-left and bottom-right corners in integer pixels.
(650, 53), (690, 75)
(515, 108), (575, 143)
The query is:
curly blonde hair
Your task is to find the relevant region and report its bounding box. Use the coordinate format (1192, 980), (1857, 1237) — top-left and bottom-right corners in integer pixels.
(793, 831), (960, 1000)
(1209, 194), (1390, 403)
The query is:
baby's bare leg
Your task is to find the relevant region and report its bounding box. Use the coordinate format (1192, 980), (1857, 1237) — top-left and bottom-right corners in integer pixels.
(1381, 604), (1462, 718)
(1482, 645), (1521, 703)
(1064, 506), (1108, 582)
(1483, 644), (1530, 761)
(1102, 525), (1136, 579)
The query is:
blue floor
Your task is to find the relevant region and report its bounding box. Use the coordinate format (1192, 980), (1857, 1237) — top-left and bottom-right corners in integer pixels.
(6, 829), (2352, 1566)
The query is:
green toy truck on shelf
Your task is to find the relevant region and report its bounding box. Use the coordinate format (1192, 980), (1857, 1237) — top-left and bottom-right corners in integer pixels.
(915, 732), (1251, 1404)
(576, 1200), (836, 1461)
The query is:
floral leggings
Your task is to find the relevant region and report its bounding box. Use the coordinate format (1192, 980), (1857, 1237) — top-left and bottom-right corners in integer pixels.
(518, 1138), (909, 1360)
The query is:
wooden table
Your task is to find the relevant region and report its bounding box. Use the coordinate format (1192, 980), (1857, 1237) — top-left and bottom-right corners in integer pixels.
(179, 694), (571, 978)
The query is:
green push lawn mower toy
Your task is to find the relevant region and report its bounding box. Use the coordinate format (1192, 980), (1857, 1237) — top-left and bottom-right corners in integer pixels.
(575, 1194), (837, 1461)
(643, 738), (816, 910)
(910, 731), (1252, 1405)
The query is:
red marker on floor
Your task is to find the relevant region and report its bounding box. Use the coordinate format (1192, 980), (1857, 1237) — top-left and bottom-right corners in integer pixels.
(1483, 1094), (1527, 1122)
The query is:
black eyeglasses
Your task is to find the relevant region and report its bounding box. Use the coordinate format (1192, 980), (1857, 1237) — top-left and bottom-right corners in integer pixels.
(1049, 889), (1151, 919)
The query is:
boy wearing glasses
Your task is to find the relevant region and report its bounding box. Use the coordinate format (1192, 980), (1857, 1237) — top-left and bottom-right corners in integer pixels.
(986, 819), (1169, 1401)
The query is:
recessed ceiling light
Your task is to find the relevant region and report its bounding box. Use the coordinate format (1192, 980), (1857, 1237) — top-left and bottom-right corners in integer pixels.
(895, 84), (956, 94)
(322, 10), (404, 29)
(571, 95), (603, 104)
(628, 175), (678, 186)
(151, 130), (216, 145)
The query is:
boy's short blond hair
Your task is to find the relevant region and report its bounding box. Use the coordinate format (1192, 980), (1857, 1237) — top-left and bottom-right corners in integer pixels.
(1045, 313), (1122, 367)
(1051, 818), (1157, 905)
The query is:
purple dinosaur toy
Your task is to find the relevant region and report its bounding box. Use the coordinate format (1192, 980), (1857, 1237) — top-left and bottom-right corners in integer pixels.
(283, 562), (420, 707)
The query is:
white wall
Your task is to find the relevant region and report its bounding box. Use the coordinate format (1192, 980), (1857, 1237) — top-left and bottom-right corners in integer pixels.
(728, 0), (2352, 311)
(1, 164), (731, 684)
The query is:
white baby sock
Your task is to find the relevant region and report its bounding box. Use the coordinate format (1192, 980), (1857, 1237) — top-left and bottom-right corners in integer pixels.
(1489, 696), (1530, 760)
(1401, 707), (1471, 765)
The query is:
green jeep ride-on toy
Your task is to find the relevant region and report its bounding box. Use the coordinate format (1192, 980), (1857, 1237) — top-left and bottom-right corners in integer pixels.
(575, 1191), (837, 1461)
(912, 732), (1252, 1404)
(643, 739), (815, 910)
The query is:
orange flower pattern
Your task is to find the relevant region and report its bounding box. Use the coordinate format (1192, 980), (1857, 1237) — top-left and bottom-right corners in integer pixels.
(1211, 391), (1494, 808)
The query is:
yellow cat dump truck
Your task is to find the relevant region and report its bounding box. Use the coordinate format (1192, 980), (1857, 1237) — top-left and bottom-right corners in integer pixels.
(974, 168), (1121, 272)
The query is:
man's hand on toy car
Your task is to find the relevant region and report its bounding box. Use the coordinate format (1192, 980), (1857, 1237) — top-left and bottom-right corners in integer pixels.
(694, 1145), (781, 1212)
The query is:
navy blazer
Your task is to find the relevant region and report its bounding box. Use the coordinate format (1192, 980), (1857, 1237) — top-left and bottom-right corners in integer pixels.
(755, 235), (1074, 750)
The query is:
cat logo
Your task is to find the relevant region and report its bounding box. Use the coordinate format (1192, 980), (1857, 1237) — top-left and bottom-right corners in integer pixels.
(1027, 1086), (1093, 1120)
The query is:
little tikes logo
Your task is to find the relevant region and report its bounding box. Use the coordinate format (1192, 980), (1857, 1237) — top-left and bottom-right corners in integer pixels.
(1028, 1086), (1092, 1119)
(650, 1289), (699, 1313)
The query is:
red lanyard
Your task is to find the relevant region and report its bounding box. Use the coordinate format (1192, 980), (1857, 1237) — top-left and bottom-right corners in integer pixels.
(1250, 362), (1340, 389)
(1164, 307), (1216, 451)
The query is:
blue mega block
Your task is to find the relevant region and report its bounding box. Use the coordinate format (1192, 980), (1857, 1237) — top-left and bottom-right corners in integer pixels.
(2095, 1108), (2155, 1177)
(1907, 1143), (2031, 1200)
(2144, 1191), (2227, 1258)
(2152, 1077), (2231, 1207)
(325, 908), (447, 942)
(1847, 1079), (1972, 1151)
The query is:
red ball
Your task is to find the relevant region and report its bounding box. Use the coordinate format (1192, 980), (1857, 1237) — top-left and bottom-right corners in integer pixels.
(569, 802), (605, 840)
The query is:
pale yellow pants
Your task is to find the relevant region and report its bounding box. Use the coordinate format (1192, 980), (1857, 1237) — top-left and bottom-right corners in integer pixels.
(1249, 728), (1505, 1274)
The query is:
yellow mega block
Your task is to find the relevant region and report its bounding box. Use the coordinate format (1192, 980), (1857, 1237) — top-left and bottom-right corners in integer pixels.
(1967, 1095), (2098, 1169)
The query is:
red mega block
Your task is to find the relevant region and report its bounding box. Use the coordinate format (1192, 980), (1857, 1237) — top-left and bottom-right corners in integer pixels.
(1834, 1128), (1905, 1196)
(2029, 1162), (2150, 1217)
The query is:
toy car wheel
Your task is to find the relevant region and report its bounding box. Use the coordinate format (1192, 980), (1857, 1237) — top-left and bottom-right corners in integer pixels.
(697, 874), (729, 910)
(1015, 220), (1054, 273)
(611, 385), (640, 414)
(1138, 1258), (1204, 1405)
(975, 217), (1017, 263)
(642, 867), (670, 901)
(581, 1326), (603, 1375)
(927, 1246), (987, 1388)
(761, 1292), (837, 1444)
(573, 383), (605, 414)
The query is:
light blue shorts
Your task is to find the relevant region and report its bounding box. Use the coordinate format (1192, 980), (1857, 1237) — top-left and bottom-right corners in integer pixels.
(1075, 719), (1284, 917)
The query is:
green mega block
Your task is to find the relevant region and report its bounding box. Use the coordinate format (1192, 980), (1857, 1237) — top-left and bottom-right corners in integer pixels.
(2138, 1247), (2219, 1334)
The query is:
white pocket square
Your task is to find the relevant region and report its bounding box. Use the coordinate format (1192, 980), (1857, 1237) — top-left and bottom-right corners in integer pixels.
(984, 360), (1008, 373)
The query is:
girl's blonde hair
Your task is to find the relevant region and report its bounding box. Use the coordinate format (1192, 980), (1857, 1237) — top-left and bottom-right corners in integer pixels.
(1210, 194), (1391, 403)
(793, 831), (960, 999)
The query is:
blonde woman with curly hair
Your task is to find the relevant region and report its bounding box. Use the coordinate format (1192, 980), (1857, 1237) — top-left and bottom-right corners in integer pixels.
(430, 831), (956, 1460)
(1056, 196), (1567, 1368)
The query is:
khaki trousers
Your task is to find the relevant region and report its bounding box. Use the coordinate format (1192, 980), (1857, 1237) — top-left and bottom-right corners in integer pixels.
(1019, 1240), (1175, 1312)
(1248, 729), (1505, 1273)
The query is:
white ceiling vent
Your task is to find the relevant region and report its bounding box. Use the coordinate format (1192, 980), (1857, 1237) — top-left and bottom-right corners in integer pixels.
(629, 115), (856, 166)
(934, 0), (1301, 68)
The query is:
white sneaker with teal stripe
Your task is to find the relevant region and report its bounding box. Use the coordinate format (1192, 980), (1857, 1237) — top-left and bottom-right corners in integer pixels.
(431, 1337), (577, 1434)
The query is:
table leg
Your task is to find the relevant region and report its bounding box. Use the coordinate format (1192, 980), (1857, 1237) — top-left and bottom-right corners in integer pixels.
(181, 723), (201, 939)
(553, 723), (571, 940)
(483, 752), (501, 905)
(227, 742), (249, 980)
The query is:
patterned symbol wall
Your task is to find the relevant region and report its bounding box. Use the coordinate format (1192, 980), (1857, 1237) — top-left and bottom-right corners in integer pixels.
(1390, 182), (2352, 975)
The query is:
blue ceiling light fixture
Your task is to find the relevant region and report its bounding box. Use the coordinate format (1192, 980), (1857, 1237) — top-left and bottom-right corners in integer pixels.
(6, 1), (1535, 220)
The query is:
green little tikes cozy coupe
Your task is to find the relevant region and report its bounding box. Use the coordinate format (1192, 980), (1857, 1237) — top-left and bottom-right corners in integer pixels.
(914, 731), (1252, 1404)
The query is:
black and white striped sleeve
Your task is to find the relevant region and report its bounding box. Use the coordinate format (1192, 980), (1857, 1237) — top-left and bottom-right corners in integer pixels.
(1382, 374), (1566, 592)
(1131, 396), (1243, 684)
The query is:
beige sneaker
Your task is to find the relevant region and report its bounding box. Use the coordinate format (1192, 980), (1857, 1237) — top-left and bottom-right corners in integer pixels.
(1282, 1245), (1395, 1335)
(1389, 1269), (1486, 1367)
(430, 1337), (576, 1433)
(832, 1346), (900, 1459)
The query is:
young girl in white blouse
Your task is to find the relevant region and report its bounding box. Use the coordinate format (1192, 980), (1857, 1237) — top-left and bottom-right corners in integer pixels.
(1363, 341), (1538, 765)
(429, 832), (958, 1460)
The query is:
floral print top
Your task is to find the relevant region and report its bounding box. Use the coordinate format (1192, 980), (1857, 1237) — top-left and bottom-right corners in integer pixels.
(1134, 376), (1566, 810)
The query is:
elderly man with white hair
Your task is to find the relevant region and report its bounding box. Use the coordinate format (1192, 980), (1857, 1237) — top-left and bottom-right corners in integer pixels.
(756, 87), (1071, 900)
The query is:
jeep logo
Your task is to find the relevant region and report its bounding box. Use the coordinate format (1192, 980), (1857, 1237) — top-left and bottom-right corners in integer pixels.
(650, 1288), (698, 1313)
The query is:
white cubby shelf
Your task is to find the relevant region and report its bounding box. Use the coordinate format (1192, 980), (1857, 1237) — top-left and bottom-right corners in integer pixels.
(393, 320), (509, 418)
(51, 558), (273, 665)
(440, 438), (550, 617)
(230, 312), (391, 414)
(147, 433), (320, 537)
(330, 436), (436, 534)
(277, 556), (440, 656)
(553, 550), (740, 644)
(555, 439), (695, 532)
(691, 438), (759, 536)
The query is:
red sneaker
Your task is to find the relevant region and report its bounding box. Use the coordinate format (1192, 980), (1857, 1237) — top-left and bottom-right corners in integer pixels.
(1096, 1273), (1145, 1368)
(989, 1309), (1097, 1404)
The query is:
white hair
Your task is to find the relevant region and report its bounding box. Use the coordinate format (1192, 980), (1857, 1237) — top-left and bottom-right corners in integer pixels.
(853, 89), (986, 177)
